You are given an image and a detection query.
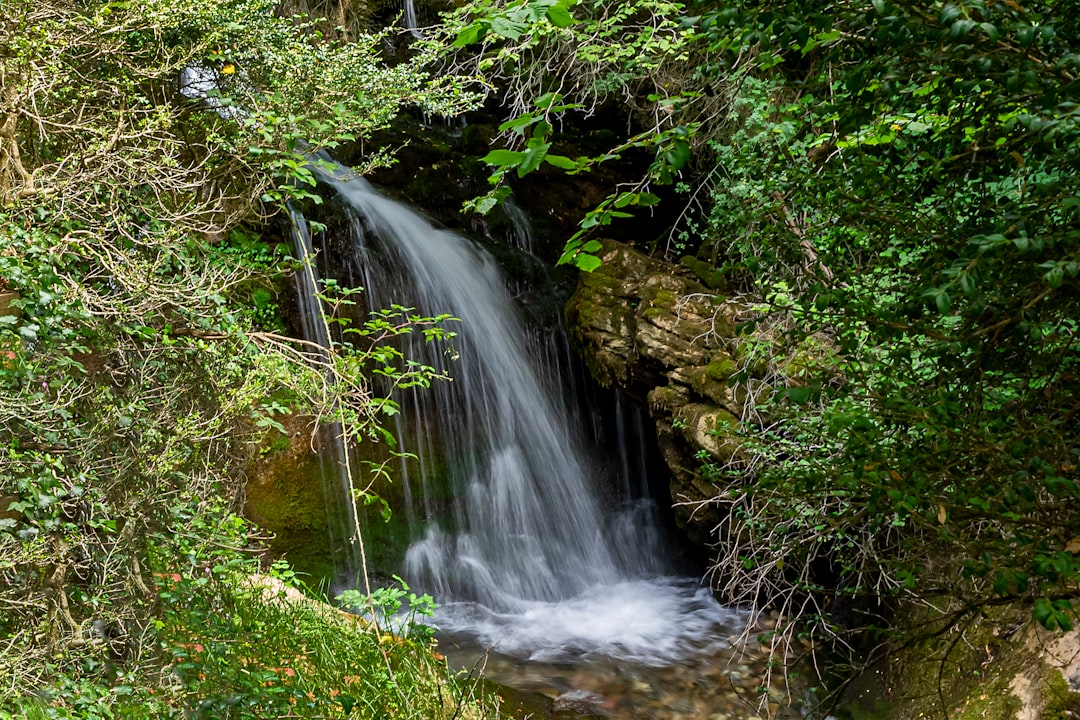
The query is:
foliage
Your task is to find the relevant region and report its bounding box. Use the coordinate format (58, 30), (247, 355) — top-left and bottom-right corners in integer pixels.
(0, 503), (496, 719)
(150, 514), (491, 720)
(426, 0), (710, 270)
(434, 0), (1080, 684)
(0, 0), (483, 714)
(337, 575), (438, 642)
(677, 0), (1080, 673)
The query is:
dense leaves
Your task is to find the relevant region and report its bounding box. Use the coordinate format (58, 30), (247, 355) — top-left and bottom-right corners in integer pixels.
(0, 0), (481, 715)
(692, 0), (1080, 636)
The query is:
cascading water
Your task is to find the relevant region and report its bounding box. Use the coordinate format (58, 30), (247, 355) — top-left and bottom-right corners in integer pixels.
(402, 0), (422, 37)
(287, 209), (362, 573)
(306, 159), (747, 672)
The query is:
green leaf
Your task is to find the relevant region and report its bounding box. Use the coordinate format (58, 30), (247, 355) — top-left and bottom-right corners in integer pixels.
(663, 140), (691, 171)
(480, 149), (525, 166)
(453, 22), (486, 46)
(517, 141), (550, 177)
(534, 92), (562, 109)
(544, 154), (577, 170)
(499, 113), (540, 134)
(575, 254), (603, 272)
(1045, 266), (1064, 288)
(786, 386), (813, 404)
(475, 196), (498, 215)
(490, 16), (527, 40)
(546, 5), (574, 27)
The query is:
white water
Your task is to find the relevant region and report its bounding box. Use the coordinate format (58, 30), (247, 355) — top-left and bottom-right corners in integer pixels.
(402, 0), (422, 37)
(288, 209), (361, 571)
(310, 160), (743, 666)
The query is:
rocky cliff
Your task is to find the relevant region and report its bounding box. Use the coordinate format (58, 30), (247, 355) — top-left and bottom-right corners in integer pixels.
(564, 240), (758, 546)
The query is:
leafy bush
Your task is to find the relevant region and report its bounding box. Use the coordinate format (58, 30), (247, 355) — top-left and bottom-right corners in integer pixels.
(0, 0), (483, 713)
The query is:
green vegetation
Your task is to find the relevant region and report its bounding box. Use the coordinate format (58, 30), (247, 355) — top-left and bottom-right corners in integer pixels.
(687, 0), (1080, 660)
(4, 0), (1078, 712)
(435, 0), (1080, 691)
(0, 0), (492, 716)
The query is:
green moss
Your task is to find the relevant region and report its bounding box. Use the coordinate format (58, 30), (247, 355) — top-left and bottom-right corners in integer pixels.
(951, 676), (1022, 720)
(679, 255), (726, 290)
(260, 428), (292, 456)
(1042, 671), (1080, 719)
(707, 409), (739, 433)
(844, 604), (1080, 720)
(706, 354), (737, 382)
(578, 268), (624, 294)
(643, 287), (677, 308)
(640, 306), (663, 321)
(245, 442), (338, 585)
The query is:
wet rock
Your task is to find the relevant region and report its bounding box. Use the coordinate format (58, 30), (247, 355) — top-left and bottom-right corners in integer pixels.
(554, 689), (609, 717)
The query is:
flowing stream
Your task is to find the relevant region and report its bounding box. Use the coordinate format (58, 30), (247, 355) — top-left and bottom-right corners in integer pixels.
(295, 160), (801, 718)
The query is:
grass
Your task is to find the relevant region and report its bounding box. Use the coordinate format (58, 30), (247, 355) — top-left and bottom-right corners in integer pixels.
(1, 568), (502, 720)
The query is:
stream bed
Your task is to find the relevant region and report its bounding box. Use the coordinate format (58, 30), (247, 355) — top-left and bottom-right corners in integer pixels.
(439, 607), (806, 720)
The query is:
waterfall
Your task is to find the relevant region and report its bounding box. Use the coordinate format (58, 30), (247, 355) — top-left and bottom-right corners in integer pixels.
(402, 0), (422, 37)
(287, 208), (362, 572)
(307, 159), (742, 666)
(502, 196), (534, 254)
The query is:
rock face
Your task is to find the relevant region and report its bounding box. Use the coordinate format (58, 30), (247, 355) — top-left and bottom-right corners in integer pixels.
(564, 240), (752, 546)
(865, 606), (1080, 720)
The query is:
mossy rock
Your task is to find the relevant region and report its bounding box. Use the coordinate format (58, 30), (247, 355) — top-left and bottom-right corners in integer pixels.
(679, 255), (726, 291)
(706, 354), (738, 381)
(840, 603), (1080, 720)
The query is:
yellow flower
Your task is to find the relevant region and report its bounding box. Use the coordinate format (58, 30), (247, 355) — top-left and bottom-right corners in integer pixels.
(221, 63), (236, 75)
